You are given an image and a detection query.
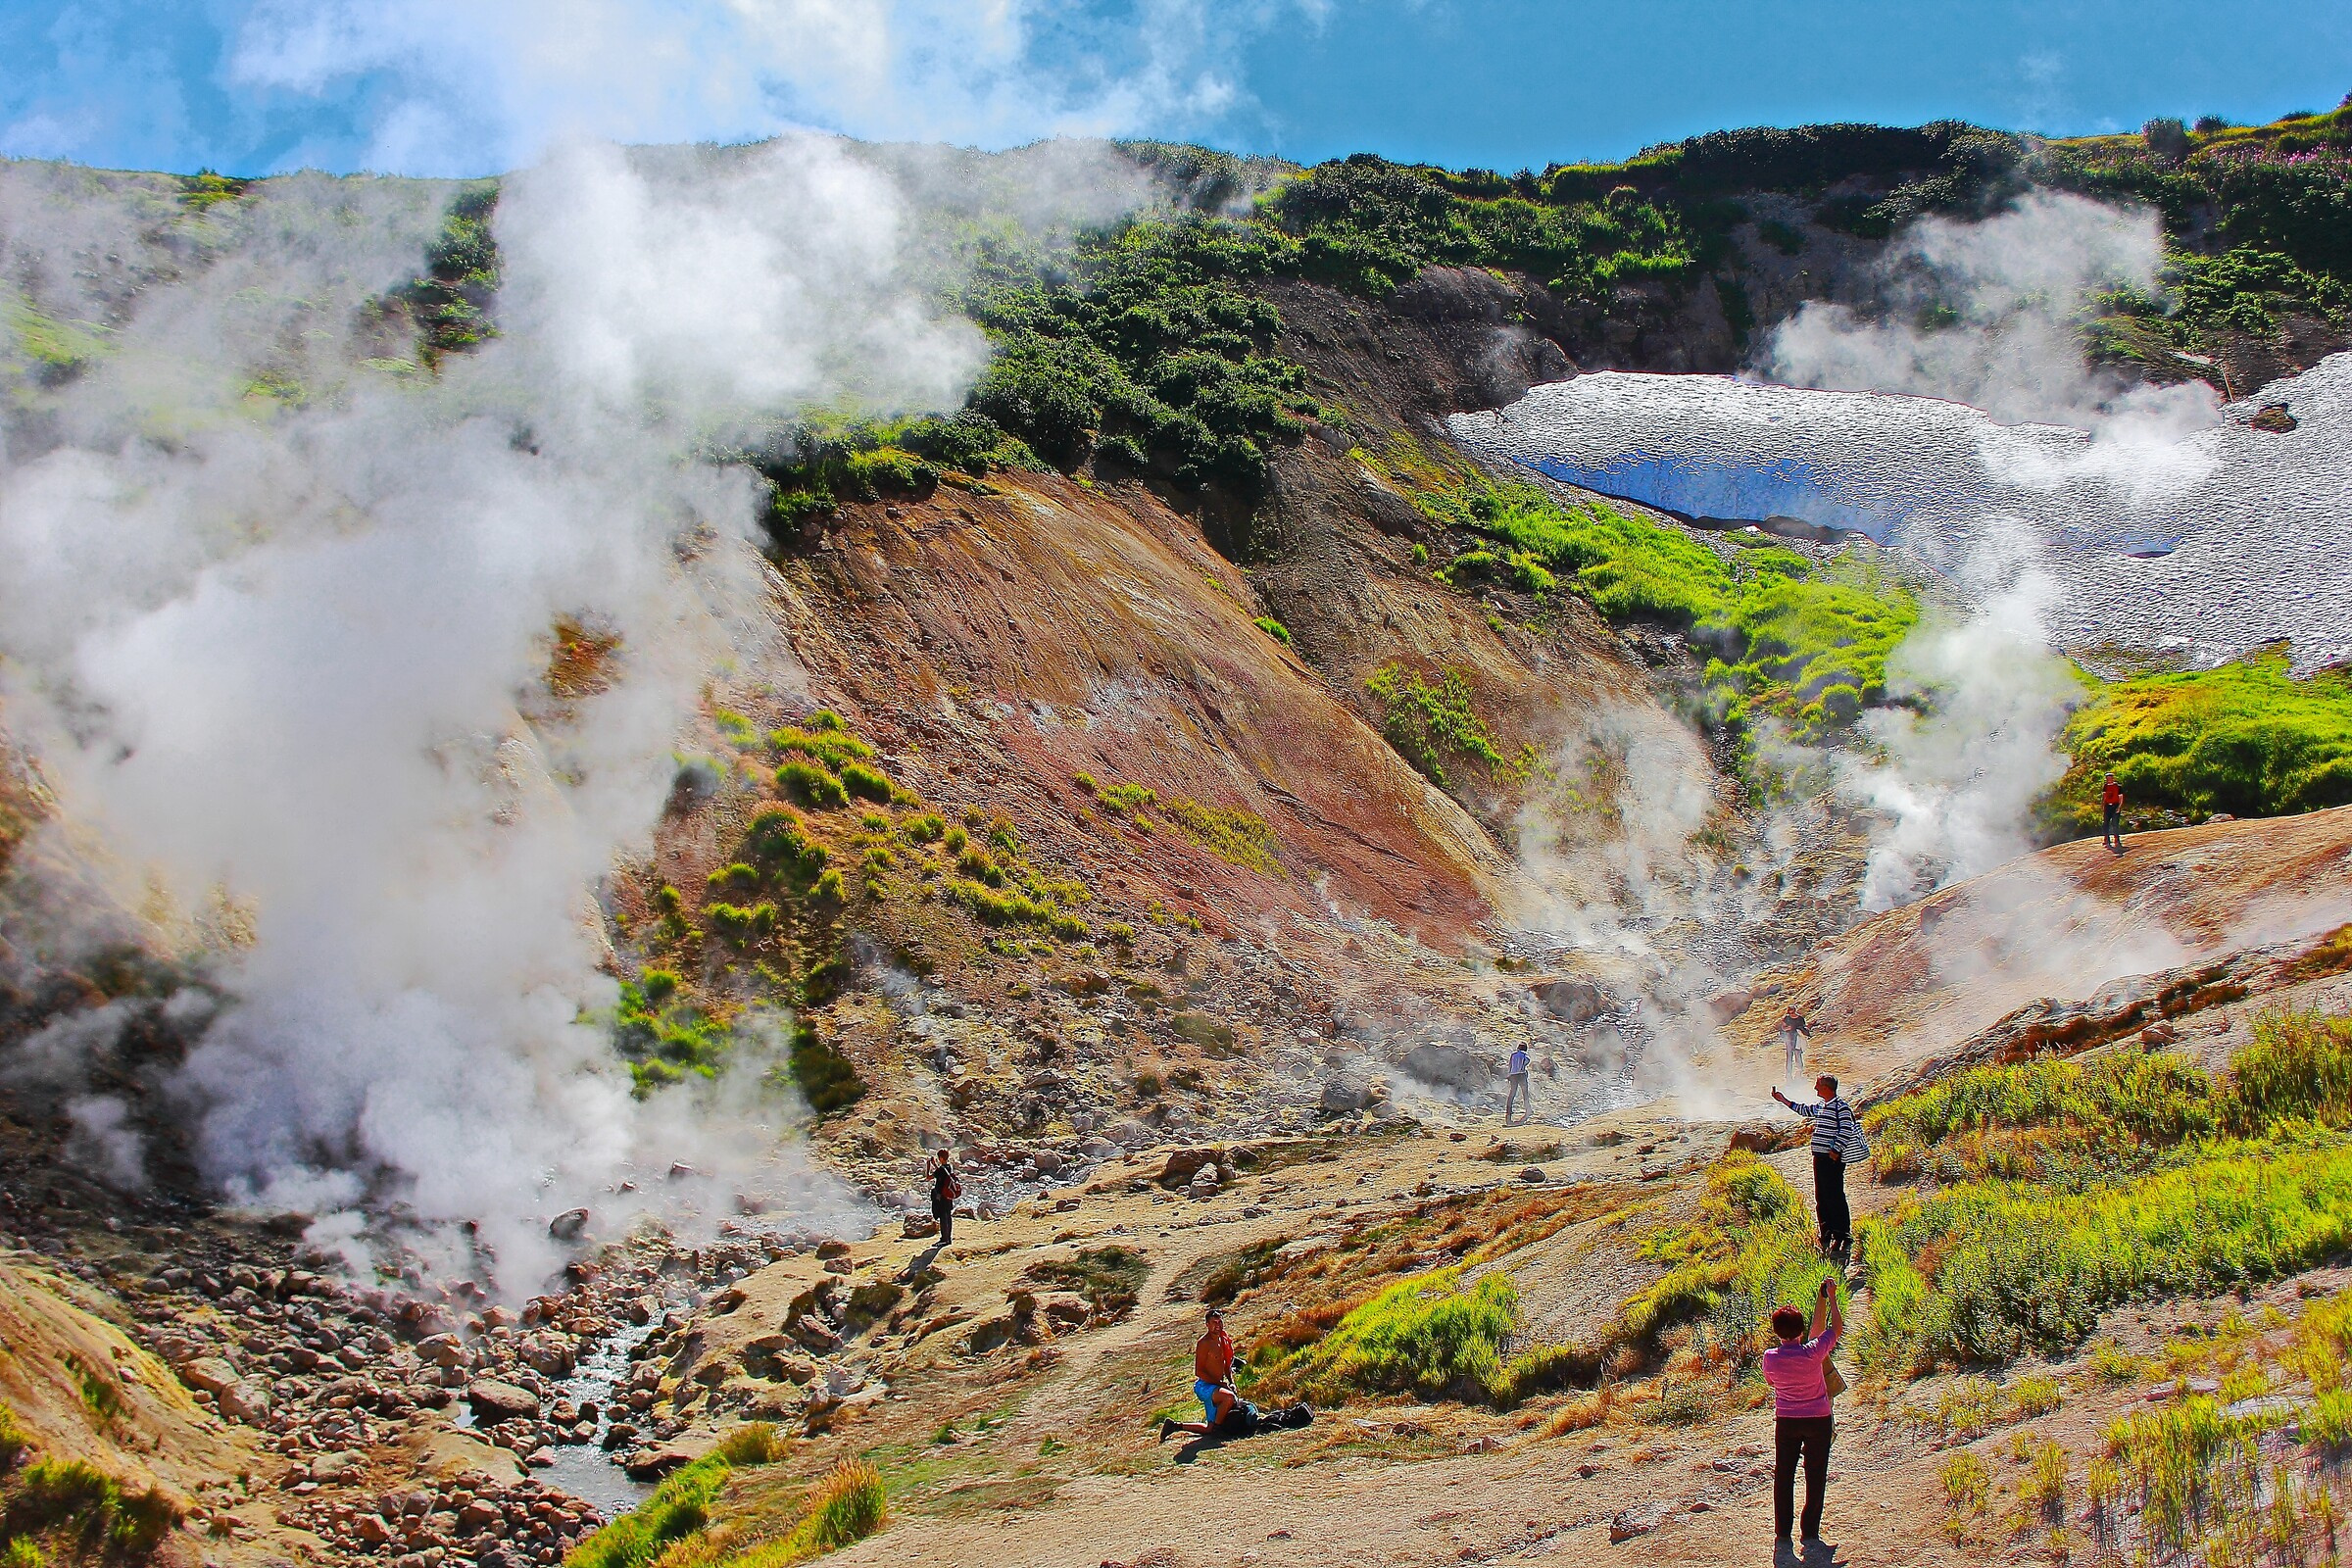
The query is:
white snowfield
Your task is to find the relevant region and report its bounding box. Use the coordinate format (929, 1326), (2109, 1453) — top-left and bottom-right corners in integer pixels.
(1448, 352), (2352, 673)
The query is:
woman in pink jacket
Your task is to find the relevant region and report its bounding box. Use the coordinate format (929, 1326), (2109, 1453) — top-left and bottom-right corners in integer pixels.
(1762, 1277), (1842, 1551)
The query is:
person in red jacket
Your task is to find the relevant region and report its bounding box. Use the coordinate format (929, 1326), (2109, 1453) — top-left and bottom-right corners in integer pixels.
(2101, 773), (2125, 852)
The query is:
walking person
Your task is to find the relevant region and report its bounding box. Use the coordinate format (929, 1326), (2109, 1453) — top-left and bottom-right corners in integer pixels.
(1778, 1006), (1813, 1087)
(928, 1149), (963, 1248)
(1503, 1044), (1533, 1124)
(1764, 1278), (1843, 1556)
(1773, 1075), (1867, 1257)
(2101, 772), (2126, 852)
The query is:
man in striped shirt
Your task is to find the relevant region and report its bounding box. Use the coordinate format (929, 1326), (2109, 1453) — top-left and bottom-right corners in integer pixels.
(1773, 1075), (1863, 1257)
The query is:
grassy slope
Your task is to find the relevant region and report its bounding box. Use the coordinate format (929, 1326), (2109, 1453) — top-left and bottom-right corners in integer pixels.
(2046, 650), (2352, 834)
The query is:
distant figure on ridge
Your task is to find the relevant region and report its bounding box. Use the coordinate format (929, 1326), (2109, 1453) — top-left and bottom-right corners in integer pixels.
(1778, 1006), (1813, 1086)
(1772, 1075), (1866, 1258)
(1504, 1044), (1533, 1123)
(928, 1149), (963, 1248)
(2101, 772), (2127, 852)
(1764, 1277), (1844, 1556)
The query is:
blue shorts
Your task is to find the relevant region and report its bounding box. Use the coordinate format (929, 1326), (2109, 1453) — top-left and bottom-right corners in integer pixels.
(1195, 1379), (1219, 1424)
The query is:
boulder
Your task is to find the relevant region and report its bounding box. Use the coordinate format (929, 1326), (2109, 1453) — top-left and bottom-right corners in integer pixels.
(466, 1381), (542, 1422)
(1728, 1123), (1797, 1155)
(1609, 1503), (1670, 1544)
(623, 1444), (699, 1481)
(1702, 988), (1754, 1023)
(176, 1356), (241, 1396)
(1399, 1043), (1483, 1092)
(1533, 979), (1607, 1026)
(1107, 1118), (1156, 1149)
(1319, 1078), (1369, 1113)
(219, 1380), (272, 1423)
(1157, 1147), (1227, 1189)
(902, 1214), (940, 1240)
(547, 1207), (590, 1242)
(1189, 1164), (1222, 1196)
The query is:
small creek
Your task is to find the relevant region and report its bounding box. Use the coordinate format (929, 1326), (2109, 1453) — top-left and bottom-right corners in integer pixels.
(453, 1308), (667, 1518)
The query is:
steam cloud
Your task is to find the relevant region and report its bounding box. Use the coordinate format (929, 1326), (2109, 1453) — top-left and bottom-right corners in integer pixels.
(1766, 193), (2208, 904)
(0, 134), (1110, 1290)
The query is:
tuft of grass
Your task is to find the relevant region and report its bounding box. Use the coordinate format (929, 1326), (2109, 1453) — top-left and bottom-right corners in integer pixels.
(1023, 1246), (1149, 1318)
(1158, 798), (1283, 876)
(5, 1458), (180, 1555)
(1253, 616), (1292, 645)
(836, 762), (895, 804)
(1938, 1449), (1990, 1541)
(726, 1460), (887, 1568)
(776, 760), (848, 809)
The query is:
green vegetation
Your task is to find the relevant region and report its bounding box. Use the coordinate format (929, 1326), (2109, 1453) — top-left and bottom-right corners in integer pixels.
(768, 712), (874, 772)
(1365, 664), (1533, 788)
(388, 184), (502, 365)
(2, 1459), (179, 1557)
(788, 1016), (862, 1117)
(1022, 1246), (1149, 1317)
(3, 292), (108, 375)
(724, 1460), (887, 1568)
(2041, 107), (2352, 383)
(565, 1429), (881, 1568)
(1360, 436), (1920, 755)
(775, 760), (848, 809)
(610, 975), (731, 1093)
(1259, 1268), (1523, 1404)
(1848, 1006), (2352, 1365)
(2046, 649), (2352, 833)
(942, 816), (1092, 938)
(1252, 615), (1292, 645)
(564, 1442), (739, 1568)
(1614, 1153), (1841, 1364)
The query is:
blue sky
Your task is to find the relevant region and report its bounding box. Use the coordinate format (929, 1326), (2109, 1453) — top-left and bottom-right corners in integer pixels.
(4, 0), (2349, 177)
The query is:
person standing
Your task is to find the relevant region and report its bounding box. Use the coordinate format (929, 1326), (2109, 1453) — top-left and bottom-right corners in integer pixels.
(1773, 1075), (1866, 1256)
(928, 1149), (963, 1248)
(1504, 1045), (1532, 1124)
(1764, 1278), (1843, 1553)
(2101, 772), (2126, 852)
(1778, 1007), (1813, 1086)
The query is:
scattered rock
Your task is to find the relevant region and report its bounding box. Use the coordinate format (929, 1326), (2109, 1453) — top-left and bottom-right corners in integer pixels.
(547, 1208), (590, 1242)
(2251, 404), (2297, 433)
(903, 1215), (940, 1240)
(1533, 979), (1606, 1025)
(623, 1444), (699, 1481)
(1608, 1504), (1669, 1544)
(1519, 1167), (1546, 1184)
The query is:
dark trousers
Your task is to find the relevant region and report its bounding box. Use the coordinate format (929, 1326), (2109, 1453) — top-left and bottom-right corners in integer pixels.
(932, 1200), (954, 1245)
(1813, 1152), (1850, 1249)
(1775, 1416), (1834, 1539)
(2104, 804), (2123, 845)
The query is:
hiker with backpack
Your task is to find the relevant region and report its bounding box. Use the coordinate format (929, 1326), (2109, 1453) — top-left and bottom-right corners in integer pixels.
(928, 1149), (963, 1247)
(1764, 1277), (1845, 1556)
(1772, 1075), (1868, 1258)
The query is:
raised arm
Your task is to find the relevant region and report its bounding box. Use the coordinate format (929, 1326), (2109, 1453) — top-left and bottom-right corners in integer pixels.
(1808, 1276), (1837, 1341)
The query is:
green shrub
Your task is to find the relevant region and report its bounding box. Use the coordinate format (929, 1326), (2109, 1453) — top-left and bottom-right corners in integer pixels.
(900, 812), (946, 844)
(788, 1020), (863, 1117)
(2224, 1007), (2352, 1134)
(1252, 616), (1292, 644)
(742, 807), (828, 882)
(776, 760), (848, 809)
(836, 762), (894, 804)
(707, 902), (777, 945)
(0, 1399), (27, 1470)
(1900, 1140), (2352, 1361)
(707, 863), (761, 893)
(840, 446), (937, 499)
(768, 723), (875, 772)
